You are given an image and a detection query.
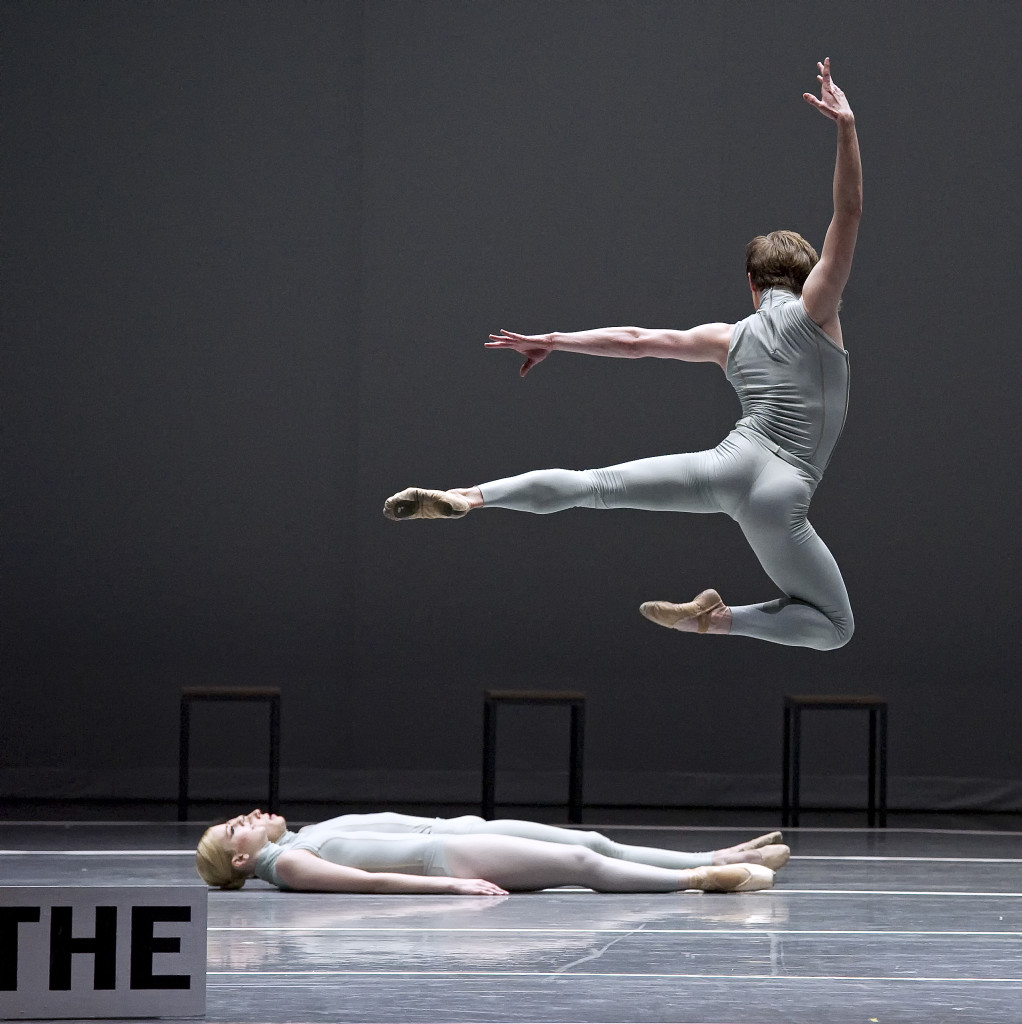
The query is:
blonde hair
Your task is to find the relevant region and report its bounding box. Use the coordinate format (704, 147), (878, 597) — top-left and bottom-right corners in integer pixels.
(746, 230), (819, 294)
(195, 826), (249, 890)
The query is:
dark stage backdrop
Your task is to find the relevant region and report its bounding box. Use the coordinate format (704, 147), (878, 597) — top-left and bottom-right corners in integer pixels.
(3, 0), (1020, 812)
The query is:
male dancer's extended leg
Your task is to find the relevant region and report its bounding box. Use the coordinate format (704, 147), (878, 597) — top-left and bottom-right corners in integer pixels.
(386, 434), (756, 521)
(476, 450), (724, 515)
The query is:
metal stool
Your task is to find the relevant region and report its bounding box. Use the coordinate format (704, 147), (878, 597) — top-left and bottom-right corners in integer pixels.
(482, 690), (585, 823)
(178, 686), (281, 821)
(782, 694), (888, 827)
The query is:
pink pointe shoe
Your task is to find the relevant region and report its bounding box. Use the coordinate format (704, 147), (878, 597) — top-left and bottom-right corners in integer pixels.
(639, 588), (726, 633)
(383, 487), (471, 521)
(685, 864), (775, 893)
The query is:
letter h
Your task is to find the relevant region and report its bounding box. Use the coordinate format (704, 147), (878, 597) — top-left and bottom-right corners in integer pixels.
(49, 906), (117, 990)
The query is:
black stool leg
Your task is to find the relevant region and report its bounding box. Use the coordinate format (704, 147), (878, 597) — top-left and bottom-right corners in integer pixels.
(781, 704), (792, 828)
(268, 694), (281, 815)
(482, 699), (497, 820)
(791, 706), (802, 828)
(867, 709), (877, 828)
(878, 705), (888, 828)
(568, 701), (585, 824)
(178, 698), (190, 822)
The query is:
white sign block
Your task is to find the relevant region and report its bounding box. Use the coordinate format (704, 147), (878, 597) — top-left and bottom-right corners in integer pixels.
(0, 886), (206, 1020)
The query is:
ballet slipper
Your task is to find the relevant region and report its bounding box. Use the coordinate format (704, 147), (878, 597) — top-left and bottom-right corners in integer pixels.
(749, 844), (790, 871)
(733, 831), (783, 851)
(684, 864), (775, 893)
(640, 589), (726, 633)
(714, 843), (790, 871)
(383, 487), (471, 521)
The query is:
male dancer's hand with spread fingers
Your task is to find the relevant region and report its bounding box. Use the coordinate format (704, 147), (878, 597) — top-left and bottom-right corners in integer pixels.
(486, 329), (553, 377)
(803, 57), (853, 122)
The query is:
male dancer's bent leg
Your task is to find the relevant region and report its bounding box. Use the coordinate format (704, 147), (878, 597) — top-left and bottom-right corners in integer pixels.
(727, 457), (854, 650)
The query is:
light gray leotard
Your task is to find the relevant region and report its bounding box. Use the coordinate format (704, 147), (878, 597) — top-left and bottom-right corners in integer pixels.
(728, 286), (849, 480)
(251, 812), (717, 889)
(253, 816), (453, 889)
(477, 287), (853, 650)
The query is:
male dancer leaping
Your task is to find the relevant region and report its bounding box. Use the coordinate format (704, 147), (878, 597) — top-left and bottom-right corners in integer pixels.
(385, 59), (861, 651)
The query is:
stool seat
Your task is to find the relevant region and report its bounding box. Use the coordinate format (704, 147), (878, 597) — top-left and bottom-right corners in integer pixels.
(181, 686), (282, 699)
(782, 694), (888, 828)
(485, 690), (586, 702)
(178, 687), (281, 821)
(482, 690), (586, 823)
(785, 694), (885, 707)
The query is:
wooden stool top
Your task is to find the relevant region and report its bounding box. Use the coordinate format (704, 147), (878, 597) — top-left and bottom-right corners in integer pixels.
(181, 686), (281, 700)
(785, 694), (886, 707)
(485, 689), (586, 702)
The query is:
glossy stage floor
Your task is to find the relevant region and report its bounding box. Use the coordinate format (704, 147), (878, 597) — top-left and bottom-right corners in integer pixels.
(3, 813), (1021, 1023)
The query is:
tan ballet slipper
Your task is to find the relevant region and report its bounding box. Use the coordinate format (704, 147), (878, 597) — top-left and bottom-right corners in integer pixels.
(714, 843), (790, 872)
(684, 863), (775, 893)
(747, 844), (791, 871)
(640, 589), (726, 633)
(383, 487), (471, 521)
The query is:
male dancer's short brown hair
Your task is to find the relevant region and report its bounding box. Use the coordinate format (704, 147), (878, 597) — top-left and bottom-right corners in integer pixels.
(746, 230), (820, 294)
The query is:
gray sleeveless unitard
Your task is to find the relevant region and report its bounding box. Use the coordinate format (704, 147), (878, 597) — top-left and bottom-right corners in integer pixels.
(477, 288), (854, 650)
(251, 812), (716, 889)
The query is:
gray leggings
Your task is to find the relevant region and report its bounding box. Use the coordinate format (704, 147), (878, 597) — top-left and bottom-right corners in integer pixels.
(477, 429), (853, 650)
(432, 814), (714, 869)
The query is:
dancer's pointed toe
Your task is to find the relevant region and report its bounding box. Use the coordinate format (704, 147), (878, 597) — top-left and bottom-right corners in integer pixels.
(734, 830), (783, 851)
(383, 487), (471, 521)
(753, 844), (791, 871)
(640, 589), (725, 633)
(713, 836), (789, 870)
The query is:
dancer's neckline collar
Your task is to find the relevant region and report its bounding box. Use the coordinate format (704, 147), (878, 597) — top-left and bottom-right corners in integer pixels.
(759, 286), (798, 310)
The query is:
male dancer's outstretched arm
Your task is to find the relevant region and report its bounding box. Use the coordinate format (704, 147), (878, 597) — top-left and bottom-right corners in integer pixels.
(484, 322), (733, 376)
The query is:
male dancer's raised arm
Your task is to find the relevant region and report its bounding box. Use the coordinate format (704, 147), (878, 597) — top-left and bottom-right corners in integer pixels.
(800, 57), (862, 343)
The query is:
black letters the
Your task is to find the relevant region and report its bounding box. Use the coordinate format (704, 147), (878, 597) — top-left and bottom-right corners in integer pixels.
(130, 906), (191, 990)
(0, 907), (41, 990)
(48, 906), (117, 990)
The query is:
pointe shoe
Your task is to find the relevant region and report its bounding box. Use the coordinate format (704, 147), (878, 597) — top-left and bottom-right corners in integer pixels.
(751, 844), (790, 871)
(640, 589), (725, 633)
(714, 841), (790, 870)
(686, 864), (775, 893)
(733, 831), (783, 852)
(383, 487), (471, 521)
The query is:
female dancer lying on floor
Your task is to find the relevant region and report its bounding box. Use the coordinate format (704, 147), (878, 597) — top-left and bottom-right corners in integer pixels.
(195, 809), (788, 894)
(383, 59), (861, 652)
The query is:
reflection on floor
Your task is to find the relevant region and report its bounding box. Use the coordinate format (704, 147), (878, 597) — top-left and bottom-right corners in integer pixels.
(2, 811), (1021, 1023)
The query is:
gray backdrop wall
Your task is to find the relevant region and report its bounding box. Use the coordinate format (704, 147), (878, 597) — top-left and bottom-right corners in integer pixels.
(3, 0), (1020, 812)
